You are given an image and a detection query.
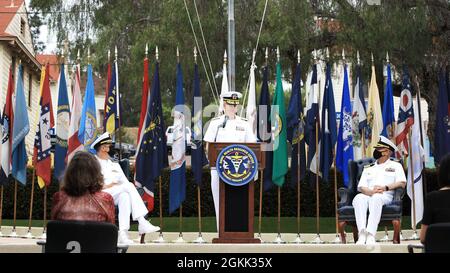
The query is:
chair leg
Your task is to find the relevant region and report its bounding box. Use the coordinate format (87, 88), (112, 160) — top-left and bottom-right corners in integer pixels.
(352, 226), (359, 243)
(140, 234), (146, 244)
(392, 219), (401, 244)
(338, 221), (347, 244)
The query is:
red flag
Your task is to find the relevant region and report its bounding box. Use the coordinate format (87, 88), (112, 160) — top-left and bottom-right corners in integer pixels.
(0, 66), (15, 184)
(67, 66), (84, 162)
(103, 61), (111, 131)
(34, 64), (54, 188)
(137, 57), (150, 144)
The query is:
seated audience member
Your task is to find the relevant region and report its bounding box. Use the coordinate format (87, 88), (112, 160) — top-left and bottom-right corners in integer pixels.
(353, 136), (406, 245)
(51, 151), (115, 224)
(92, 132), (159, 245)
(420, 153), (450, 244)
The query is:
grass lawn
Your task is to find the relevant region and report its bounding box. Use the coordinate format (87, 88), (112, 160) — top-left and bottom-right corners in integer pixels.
(1, 217), (415, 233)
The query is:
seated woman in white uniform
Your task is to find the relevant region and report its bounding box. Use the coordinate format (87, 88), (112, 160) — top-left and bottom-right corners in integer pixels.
(92, 132), (160, 244)
(353, 136), (406, 245)
(203, 91), (257, 231)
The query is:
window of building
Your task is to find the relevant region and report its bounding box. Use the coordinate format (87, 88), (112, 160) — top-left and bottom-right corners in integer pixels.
(20, 19), (25, 36)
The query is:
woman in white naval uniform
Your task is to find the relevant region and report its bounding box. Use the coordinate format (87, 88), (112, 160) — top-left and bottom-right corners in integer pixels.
(92, 132), (160, 244)
(353, 136), (406, 245)
(203, 91), (257, 231)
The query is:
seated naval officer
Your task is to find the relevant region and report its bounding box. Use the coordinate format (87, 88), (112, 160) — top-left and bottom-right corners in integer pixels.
(353, 136), (406, 245)
(203, 91), (257, 230)
(92, 132), (160, 244)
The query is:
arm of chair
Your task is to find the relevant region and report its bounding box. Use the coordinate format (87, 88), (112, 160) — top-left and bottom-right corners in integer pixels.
(392, 187), (405, 203)
(338, 187), (351, 207)
(36, 240), (46, 253)
(407, 244), (424, 253)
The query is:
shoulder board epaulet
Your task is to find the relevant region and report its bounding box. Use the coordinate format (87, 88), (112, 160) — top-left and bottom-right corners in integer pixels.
(212, 116), (221, 120)
(110, 157), (119, 163)
(364, 163), (375, 168)
(238, 116), (248, 121)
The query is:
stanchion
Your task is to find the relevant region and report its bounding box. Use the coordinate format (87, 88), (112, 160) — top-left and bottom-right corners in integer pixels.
(172, 205), (186, 243)
(272, 187), (285, 244)
(291, 142), (303, 244)
(153, 176), (166, 243)
(310, 117), (323, 244)
(23, 169), (36, 239)
(38, 186), (48, 239)
(9, 181), (18, 237)
(192, 186), (206, 243)
(407, 129), (419, 241)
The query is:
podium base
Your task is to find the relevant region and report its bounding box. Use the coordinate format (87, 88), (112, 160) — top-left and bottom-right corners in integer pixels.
(212, 238), (261, 244)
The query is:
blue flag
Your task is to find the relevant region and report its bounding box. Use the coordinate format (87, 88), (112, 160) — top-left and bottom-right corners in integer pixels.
(79, 64), (98, 150)
(257, 65), (274, 191)
(381, 63), (395, 139)
(306, 64), (320, 178)
(336, 64), (354, 186)
(319, 63), (337, 182)
(169, 63), (187, 214)
(11, 65), (30, 185)
(191, 63), (208, 187)
(135, 63), (168, 203)
(287, 63), (306, 188)
(434, 68), (450, 164)
(54, 64), (70, 180)
(104, 64), (120, 135)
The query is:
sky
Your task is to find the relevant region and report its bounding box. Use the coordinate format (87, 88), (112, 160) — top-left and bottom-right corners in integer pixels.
(25, 0), (57, 54)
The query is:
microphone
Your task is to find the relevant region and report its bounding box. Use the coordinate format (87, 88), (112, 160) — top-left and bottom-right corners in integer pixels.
(214, 116), (228, 142)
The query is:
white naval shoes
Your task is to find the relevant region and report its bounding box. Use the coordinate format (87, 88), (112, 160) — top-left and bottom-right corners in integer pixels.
(118, 230), (134, 245)
(365, 233), (377, 245)
(138, 220), (160, 235)
(356, 231), (367, 245)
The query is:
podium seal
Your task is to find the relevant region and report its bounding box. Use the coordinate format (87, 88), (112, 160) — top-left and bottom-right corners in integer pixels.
(216, 144), (258, 186)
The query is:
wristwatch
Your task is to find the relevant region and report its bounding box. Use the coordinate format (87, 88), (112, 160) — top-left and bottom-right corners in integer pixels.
(385, 185), (389, 191)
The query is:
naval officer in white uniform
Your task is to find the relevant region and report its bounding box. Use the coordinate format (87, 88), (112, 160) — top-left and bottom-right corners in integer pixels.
(353, 136), (406, 245)
(92, 132), (160, 244)
(203, 91), (257, 230)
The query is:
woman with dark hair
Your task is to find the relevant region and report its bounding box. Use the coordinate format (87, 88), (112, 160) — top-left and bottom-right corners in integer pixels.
(420, 153), (450, 243)
(51, 151), (115, 224)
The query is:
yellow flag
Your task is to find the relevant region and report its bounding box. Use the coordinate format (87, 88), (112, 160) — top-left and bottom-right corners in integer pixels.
(366, 65), (383, 156)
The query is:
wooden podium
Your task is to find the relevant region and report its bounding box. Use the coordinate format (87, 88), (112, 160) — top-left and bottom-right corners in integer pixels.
(208, 142), (265, 244)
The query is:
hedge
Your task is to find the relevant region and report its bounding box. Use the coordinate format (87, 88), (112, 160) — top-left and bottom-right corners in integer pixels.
(0, 166), (439, 220)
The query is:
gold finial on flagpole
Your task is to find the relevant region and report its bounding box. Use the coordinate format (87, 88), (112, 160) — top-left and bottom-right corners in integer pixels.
(371, 52), (374, 65)
(252, 49), (256, 64)
(386, 51), (390, 63)
(297, 49), (301, 64)
(326, 47), (330, 60)
(224, 50), (227, 64)
(115, 46), (118, 63)
(177, 47), (180, 63)
(156, 46), (159, 62)
(108, 49), (111, 63)
(276, 46), (280, 62)
(357, 50), (361, 66)
(265, 47), (268, 66)
(313, 49), (317, 62)
(145, 43), (148, 58)
(194, 47), (197, 64)
(77, 49), (80, 63)
(87, 47), (91, 64)
(342, 48), (346, 61)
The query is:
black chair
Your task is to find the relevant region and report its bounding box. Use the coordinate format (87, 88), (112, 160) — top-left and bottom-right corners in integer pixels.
(408, 223), (450, 253)
(337, 158), (404, 244)
(37, 220), (128, 253)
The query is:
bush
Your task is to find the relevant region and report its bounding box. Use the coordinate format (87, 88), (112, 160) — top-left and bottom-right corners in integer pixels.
(0, 167), (439, 219)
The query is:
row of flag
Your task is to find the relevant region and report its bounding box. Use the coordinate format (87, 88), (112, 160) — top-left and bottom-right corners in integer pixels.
(0, 50), (449, 225)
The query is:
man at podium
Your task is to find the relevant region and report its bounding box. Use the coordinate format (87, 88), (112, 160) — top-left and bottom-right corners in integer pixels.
(203, 91), (257, 230)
